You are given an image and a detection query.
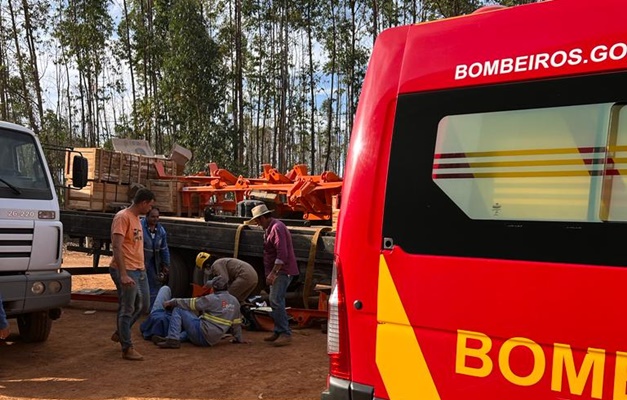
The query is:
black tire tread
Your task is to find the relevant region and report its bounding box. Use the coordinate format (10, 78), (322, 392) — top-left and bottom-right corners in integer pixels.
(18, 311), (52, 342)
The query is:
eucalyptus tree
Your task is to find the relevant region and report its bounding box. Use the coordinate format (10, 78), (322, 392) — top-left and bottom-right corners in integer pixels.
(421, 0), (481, 19)
(115, 0), (169, 151)
(314, 0), (338, 172)
(159, 0), (230, 170)
(274, 0), (290, 172)
(4, 0), (36, 130)
(19, 0), (48, 131)
(290, 0), (322, 173)
(497, 0), (538, 6)
(421, 0), (539, 19)
(336, 0), (368, 163)
(2, 0), (52, 132)
(114, 0), (138, 135)
(0, 2), (14, 120)
(55, 0), (113, 146)
(241, 0), (273, 175)
(0, 33), (7, 119)
(234, 0), (245, 167)
(212, 0), (247, 170)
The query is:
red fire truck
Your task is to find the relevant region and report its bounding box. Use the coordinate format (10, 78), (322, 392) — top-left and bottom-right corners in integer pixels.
(323, 1), (627, 399)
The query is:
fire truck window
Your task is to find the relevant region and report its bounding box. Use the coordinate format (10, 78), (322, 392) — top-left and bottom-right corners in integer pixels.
(383, 71), (627, 267)
(433, 104), (612, 222)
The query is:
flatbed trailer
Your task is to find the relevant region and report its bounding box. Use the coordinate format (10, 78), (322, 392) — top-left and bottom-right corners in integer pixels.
(60, 209), (336, 306)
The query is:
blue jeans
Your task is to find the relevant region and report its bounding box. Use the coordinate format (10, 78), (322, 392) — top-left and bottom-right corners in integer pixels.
(269, 274), (293, 336)
(144, 286), (188, 342)
(110, 268), (150, 351)
(151, 285), (171, 313)
(167, 308), (208, 346)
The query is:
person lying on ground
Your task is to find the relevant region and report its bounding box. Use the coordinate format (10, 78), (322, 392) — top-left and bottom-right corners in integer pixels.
(154, 276), (248, 349)
(140, 285), (188, 343)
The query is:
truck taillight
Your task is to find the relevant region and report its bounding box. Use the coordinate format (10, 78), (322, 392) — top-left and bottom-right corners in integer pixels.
(327, 258), (351, 380)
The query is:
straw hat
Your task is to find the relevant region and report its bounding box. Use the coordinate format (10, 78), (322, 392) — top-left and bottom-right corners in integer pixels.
(246, 204), (273, 224)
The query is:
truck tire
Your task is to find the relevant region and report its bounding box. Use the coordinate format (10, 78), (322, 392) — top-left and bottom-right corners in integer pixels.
(169, 250), (192, 298)
(18, 311), (52, 342)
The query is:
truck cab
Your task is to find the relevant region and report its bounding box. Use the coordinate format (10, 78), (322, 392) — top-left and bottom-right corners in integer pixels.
(0, 121), (85, 342)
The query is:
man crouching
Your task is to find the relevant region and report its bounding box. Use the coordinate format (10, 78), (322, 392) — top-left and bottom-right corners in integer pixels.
(155, 276), (247, 348)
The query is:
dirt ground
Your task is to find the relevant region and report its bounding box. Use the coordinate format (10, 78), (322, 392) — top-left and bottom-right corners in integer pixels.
(0, 251), (329, 400)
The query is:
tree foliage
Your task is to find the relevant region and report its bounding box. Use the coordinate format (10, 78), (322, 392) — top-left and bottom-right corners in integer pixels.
(0, 0), (541, 176)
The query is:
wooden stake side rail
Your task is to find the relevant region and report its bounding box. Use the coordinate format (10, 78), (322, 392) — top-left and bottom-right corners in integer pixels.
(60, 210), (336, 271)
(61, 210), (335, 280)
(62, 209), (336, 302)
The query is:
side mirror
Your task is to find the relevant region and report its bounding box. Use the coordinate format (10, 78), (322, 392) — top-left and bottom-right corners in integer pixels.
(72, 155), (88, 189)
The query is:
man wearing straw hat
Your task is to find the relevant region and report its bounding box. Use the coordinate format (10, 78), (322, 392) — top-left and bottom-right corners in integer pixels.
(247, 204), (298, 346)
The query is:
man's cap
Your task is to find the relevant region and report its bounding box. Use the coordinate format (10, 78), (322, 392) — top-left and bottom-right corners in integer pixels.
(196, 252), (211, 269)
(246, 204), (272, 224)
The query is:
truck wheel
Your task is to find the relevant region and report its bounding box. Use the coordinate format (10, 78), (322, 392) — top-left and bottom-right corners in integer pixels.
(169, 250), (192, 298)
(17, 311), (52, 342)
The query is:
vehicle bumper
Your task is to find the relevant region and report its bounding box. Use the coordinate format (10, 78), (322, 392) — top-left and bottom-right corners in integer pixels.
(0, 270), (72, 315)
(321, 376), (375, 400)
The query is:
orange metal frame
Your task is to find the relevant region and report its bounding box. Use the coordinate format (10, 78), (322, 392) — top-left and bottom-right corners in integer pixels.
(155, 161), (342, 220)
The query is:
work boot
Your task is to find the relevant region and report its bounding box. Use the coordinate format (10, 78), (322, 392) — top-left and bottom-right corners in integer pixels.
(151, 335), (167, 345)
(122, 347), (144, 361)
(157, 338), (181, 349)
(273, 334), (292, 347)
(111, 331), (120, 343)
(263, 333), (280, 342)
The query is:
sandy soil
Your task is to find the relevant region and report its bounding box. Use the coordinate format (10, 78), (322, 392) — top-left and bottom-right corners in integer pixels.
(0, 251), (329, 400)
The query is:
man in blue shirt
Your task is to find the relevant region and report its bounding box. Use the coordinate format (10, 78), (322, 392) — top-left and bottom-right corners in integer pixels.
(142, 207), (171, 307)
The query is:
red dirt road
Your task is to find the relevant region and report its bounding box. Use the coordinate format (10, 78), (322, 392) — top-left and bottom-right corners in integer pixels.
(0, 251), (329, 400)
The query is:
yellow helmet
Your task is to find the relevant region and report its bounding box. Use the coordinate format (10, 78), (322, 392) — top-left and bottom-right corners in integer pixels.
(195, 252), (211, 269)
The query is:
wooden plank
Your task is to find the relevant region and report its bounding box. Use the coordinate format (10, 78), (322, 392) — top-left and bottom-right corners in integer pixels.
(331, 194), (340, 231)
(65, 182), (130, 212)
(147, 179), (178, 214)
(65, 199), (106, 212)
(66, 147), (180, 185)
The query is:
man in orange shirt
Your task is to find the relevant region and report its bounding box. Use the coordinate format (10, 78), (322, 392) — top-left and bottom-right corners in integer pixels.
(109, 188), (156, 361)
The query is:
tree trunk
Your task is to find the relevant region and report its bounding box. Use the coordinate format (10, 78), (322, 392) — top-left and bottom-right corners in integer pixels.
(121, 0), (137, 134)
(8, 0), (36, 130)
(307, 2), (316, 174)
(324, 0), (337, 172)
(235, 0), (244, 166)
(21, 0), (44, 130)
(0, 18), (9, 120)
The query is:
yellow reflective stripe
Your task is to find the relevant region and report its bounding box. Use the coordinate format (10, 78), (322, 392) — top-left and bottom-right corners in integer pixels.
(201, 313), (233, 326)
(190, 298), (197, 311)
(376, 254), (441, 400)
(233, 318), (242, 324)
